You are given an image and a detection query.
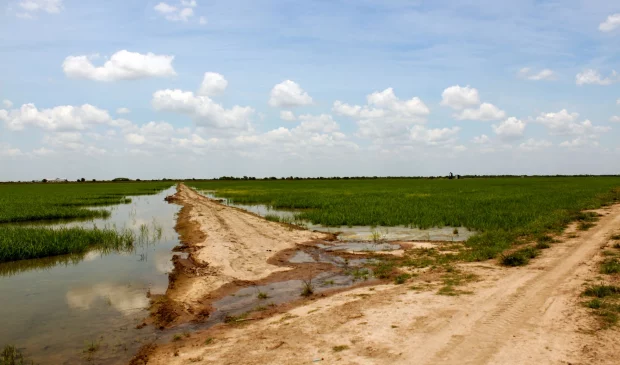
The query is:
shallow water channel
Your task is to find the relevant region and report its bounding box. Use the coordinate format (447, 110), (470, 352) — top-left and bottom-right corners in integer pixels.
(0, 187), (180, 365)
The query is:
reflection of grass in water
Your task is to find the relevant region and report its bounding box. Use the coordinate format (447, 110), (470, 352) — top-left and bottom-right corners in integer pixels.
(0, 254), (85, 277)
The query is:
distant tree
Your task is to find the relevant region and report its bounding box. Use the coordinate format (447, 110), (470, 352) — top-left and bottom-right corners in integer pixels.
(92, 179), (96, 182)
(42, 179), (47, 183)
(80, 178), (85, 182)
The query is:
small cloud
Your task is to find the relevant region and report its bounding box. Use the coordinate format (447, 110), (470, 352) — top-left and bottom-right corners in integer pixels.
(116, 107), (131, 114)
(518, 68), (556, 81)
(440, 85), (480, 110)
(199, 16), (207, 25)
(2, 100), (13, 108)
(268, 80), (313, 108)
(63, 50), (176, 82)
(599, 13), (620, 33)
(280, 110), (296, 121)
(492, 117), (525, 140)
(610, 116), (620, 123)
(154, 1), (195, 22)
(575, 69), (618, 86)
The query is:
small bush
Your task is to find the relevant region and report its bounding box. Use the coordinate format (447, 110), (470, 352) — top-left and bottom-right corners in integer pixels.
(535, 242), (550, 249)
(332, 345), (349, 352)
(583, 285), (620, 298)
(394, 273), (411, 285)
(600, 259), (620, 274)
(257, 291), (269, 300)
(300, 279), (314, 297)
(586, 298), (603, 309)
(1, 345), (33, 365)
(500, 247), (539, 266)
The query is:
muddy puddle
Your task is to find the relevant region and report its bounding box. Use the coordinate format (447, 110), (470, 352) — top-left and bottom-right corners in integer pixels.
(198, 189), (476, 242)
(0, 187), (178, 365)
(170, 244), (377, 337)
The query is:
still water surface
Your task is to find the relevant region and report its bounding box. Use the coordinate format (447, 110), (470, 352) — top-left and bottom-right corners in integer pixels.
(0, 187), (179, 364)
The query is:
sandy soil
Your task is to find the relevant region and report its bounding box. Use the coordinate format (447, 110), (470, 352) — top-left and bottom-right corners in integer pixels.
(166, 184), (328, 309)
(143, 189), (620, 365)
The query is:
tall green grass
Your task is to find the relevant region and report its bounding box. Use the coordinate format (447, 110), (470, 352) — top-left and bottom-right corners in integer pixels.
(0, 226), (134, 263)
(0, 181), (173, 262)
(0, 182), (172, 223)
(188, 177), (620, 261)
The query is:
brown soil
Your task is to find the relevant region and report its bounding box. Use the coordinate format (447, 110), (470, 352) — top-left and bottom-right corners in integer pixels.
(152, 183), (334, 326)
(137, 187), (620, 365)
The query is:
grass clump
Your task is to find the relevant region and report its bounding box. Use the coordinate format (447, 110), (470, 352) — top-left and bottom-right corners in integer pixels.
(500, 247), (539, 266)
(1, 345), (34, 365)
(264, 214), (281, 223)
(257, 291), (269, 300)
(583, 285), (620, 298)
(600, 258), (620, 274)
(611, 234), (620, 240)
(300, 279), (315, 297)
(394, 273), (411, 285)
(332, 345), (349, 352)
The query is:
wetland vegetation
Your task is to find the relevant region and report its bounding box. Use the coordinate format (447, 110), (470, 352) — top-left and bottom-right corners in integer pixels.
(0, 182), (172, 262)
(188, 177), (620, 262)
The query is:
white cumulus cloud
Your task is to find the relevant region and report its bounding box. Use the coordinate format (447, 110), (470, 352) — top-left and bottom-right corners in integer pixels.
(63, 50), (176, 82)
(455, 103), (506, 121)
(492, 117), (525, 140)
(2, 100), (13, 108)
(1, 103), (114, 131)
(519, 139), (552, 151)
(575, 69), (617, 86)
(268, 80), (313, 108)
(472, 134), (490, 144)
(440, 85), (480, 110)
(410, 126), (460, 146)
(152, 89), (254, 131)
(198, 72), (228, 96)
(334, 88), (430, 140)
(280, 110), (296, 121)
(610, 116), (620, 123)
(116, 107), (131, 114)
(154, 2), (195, 22)
(17, 0), (62, 16)
(599, 14), (620, 32)
(518, 68), (556, 81)
(535, 109), (610, 136)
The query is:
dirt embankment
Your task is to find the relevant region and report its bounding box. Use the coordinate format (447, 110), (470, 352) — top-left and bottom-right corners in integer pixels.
(156, 184), (330, 324)
(143, 192), (620, 365)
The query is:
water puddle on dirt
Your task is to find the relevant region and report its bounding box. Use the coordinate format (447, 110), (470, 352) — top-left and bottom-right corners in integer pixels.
(198, 190), (476, 242)
(0, 187), (179, 365)
(173, 245), (377, 336)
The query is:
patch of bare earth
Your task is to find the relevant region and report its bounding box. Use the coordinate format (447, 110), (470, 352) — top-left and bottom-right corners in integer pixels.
(141, 187), (620, 365)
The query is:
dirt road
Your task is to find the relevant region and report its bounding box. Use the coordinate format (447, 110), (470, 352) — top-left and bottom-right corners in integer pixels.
(143, 188), (620, 365)
(166, 184), (328, 309)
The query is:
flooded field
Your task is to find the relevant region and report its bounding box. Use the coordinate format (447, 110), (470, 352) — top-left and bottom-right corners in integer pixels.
(198, 190), (475, 241)
(0, 187), (180, 364)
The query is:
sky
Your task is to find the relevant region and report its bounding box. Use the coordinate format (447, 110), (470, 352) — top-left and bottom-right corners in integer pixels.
(1, 0), (620, 180)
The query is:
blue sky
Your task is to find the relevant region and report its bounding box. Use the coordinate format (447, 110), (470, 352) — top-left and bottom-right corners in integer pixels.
(1, 0), (619, 180)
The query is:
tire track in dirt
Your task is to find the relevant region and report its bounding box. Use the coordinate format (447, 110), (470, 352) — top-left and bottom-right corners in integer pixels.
(424, 207), (620, 365)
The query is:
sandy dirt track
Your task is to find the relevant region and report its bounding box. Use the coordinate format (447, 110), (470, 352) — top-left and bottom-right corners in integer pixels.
(167, 184), (328, 307)
(145, 189), (620, 365)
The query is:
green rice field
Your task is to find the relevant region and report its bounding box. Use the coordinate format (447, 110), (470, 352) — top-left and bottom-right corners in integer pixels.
(187, 177), (620, 261)
(0, 181), (173, 262)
